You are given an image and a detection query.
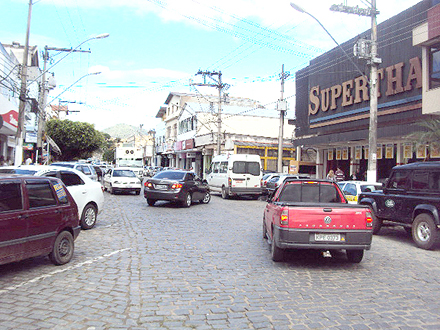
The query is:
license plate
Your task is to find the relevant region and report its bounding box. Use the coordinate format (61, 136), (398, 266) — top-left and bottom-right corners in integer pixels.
(155, 184), (168, 190)
(315, 233), (341, 242)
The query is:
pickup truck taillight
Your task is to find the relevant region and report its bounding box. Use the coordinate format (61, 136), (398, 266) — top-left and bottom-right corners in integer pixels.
(280, 209), (289, 226)
(366, 210), (373, 227)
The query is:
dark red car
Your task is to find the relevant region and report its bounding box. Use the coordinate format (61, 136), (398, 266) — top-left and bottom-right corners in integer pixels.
(0, 175), (81, 266)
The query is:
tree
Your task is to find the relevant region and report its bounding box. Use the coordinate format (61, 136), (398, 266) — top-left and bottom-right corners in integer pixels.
(101, 133), (115, 164)
(408, 119), (440, 148)
(45, 119), (105, 161)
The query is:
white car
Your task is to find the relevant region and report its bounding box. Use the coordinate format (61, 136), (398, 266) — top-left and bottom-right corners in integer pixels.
(337, 180), (383, 204)
(103, 168), (142, 195)
(0, 165), (104, 229)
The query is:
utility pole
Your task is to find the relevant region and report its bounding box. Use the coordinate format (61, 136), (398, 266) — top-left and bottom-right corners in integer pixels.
(330, 0), (381, 182)
(277, 64), (289, 173)
(15, 0), (32, 166)
(191, 70), (228, 156)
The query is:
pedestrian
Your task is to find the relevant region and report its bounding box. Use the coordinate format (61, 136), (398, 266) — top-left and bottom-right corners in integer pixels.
(326, 169), (336, 181)
(0, 156), (5, 166)
(335, 167), (345, 181)
(25, 157), (32, 165)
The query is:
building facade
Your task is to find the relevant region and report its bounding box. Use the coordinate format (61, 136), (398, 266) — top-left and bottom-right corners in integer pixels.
(156, 92), (297, 178)
(293, 0), (440, 181)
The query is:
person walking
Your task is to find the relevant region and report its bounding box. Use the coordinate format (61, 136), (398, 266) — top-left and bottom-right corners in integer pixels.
(327, 169), (336, 181)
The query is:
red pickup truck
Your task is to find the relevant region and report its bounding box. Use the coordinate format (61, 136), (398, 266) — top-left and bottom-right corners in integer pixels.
(263, 179), (373, 263)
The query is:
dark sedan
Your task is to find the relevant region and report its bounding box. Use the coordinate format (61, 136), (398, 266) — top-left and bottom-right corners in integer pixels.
(144, 170), (211, 207)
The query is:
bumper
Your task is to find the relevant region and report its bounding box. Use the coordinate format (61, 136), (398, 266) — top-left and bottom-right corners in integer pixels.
(228, 187), (262, 196)
(274, 226), (372, 250)
(144, 190), (184, 202)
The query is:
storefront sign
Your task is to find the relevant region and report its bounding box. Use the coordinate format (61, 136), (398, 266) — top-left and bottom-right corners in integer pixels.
(364, 146), (369, 160)
(355, 146), (362, 160)
(431, 144), (440, 158)
(336, 148), (342, 160)
(416, 144), (427, 159)
(342, 147), (349, 160)
(328, 149), (334, 160)
(385, 144), (394, 159)
(23, 143), (34, 150)
(308, 57), (422, 117)
(377, 144), (383, 160)
(403, 144), (413, 159)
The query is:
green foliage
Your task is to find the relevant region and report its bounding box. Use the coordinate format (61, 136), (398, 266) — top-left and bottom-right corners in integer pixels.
(45, 119), (105, 161)
(407, 119), (440, 148)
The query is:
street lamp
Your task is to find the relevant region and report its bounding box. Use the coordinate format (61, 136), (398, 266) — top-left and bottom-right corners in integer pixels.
(290, 2), (378, 182)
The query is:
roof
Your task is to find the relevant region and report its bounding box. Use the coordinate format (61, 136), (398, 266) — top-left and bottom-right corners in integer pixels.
(394, 161), (440, 170)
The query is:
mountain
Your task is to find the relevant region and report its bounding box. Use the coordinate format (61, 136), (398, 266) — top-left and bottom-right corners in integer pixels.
(101, 124), (148, 140)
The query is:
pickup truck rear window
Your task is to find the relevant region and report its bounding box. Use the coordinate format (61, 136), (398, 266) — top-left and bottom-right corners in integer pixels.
(279, 182), (341, 203)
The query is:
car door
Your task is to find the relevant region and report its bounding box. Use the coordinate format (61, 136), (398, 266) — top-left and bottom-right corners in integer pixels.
(0, 180), (27, 264)
(24, 179), (64, 256)
(185, 172), (203, 200)
(45, 170), (86, 218)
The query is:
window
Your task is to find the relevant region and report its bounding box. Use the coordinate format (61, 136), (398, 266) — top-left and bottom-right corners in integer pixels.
(387, 170), (410, 189)
(232, 161), (260, 176)
(79, 165), (91, 175)
(344, 183), (357, 196)
(412, 170), (429, 190)
(25, 181), (57, 208)
(279, 182), (340, 203)
(430, 44), (440, 89)
(60, 172), (84, 186)
(0, 182), (23, 212)
(186, 172), (195, 181)
(219, 161), (228, 173)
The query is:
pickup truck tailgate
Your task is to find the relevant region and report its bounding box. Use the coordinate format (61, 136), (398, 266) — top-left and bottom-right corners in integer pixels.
(288, 206), (369, 229)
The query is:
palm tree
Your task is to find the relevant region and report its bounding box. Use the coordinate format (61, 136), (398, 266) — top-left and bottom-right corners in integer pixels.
(406, 118), (440, 159)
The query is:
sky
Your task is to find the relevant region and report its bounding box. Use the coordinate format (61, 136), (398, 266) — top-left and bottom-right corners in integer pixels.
(1, 0), (423, 131)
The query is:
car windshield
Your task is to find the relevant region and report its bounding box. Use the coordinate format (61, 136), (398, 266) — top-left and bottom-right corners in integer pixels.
(0, 168), (38, 175)
(360, 184), (382, 192)
(153, 171), (185, 180)
(113, 170), (136, 177)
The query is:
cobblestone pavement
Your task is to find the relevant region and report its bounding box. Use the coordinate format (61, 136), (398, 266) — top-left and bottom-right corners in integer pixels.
(1, 190), (440, 330)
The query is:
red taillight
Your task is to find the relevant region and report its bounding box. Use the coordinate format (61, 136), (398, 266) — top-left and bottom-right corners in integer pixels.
(144, 182), (153, 188)
(366, 211), (373, 227)
(171, 183), (182, 189)
(228, 177), (232, 187)
(280, 209), (289, 226)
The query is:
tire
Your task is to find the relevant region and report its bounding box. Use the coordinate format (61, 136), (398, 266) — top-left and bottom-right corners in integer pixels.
(271, 239), (284, 262)
(147, 198), (156, 206)
(49, 231), (74, 265)
(80, 204), (97, 230)
(221, 186), (229, 199)
(109, 185), (114, 195)
(135, 190), (140, 195)
(346, 250), (364, 263)
(200, 191), (211, 204)
(182, 193), (192, 208)
(412, 214), (439, 250)
(262, 218), (267, 239)
(365, 205), (382, 234)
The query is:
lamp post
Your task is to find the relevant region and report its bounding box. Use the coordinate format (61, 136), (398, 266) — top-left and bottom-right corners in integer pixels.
(290, 2), (378, 182)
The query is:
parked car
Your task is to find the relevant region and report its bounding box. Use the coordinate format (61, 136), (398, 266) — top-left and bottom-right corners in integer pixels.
(103, 168), (142, 195)
(0, 165), (104, 230)
(359, 161), (440, 249)
(144, 170), (210, 207)
(263, 178), (373, 262)
(261, 172), (281, 195)
(265, 173), (310, 195)
(337, 181), (383, 204)
(0, 175), (81, 266)
(51, 162), (98, 181)
(206, 154), (262, 199)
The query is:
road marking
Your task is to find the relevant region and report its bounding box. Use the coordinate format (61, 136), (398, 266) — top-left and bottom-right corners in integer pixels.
(0, 248), (131, 294)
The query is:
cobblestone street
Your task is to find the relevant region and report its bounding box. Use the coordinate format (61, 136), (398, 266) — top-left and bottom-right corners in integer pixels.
(0, 191), (440, 330)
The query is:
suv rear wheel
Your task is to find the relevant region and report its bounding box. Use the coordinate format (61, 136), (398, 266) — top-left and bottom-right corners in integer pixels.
(412, 214), (439, 250)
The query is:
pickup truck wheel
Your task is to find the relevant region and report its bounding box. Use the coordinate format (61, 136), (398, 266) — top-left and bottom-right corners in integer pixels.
(262, 218), (267, 239)
(346, 250), (364, 263)
(271, 240), (284, 262)
(369, 209), (382, 234)
(412, 214), (439, 250)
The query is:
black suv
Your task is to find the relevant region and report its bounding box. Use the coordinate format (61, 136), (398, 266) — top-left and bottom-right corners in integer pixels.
(358, 162), (440, 249)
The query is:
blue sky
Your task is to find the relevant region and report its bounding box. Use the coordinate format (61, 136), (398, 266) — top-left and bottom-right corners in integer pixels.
(1, 0), (422, 131)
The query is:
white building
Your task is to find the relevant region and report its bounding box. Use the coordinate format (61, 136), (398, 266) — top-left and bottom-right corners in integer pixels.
(155, 92), (297, 177)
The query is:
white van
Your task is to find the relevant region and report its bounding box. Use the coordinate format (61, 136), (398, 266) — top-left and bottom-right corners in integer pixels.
(207, 154), (262, 199)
